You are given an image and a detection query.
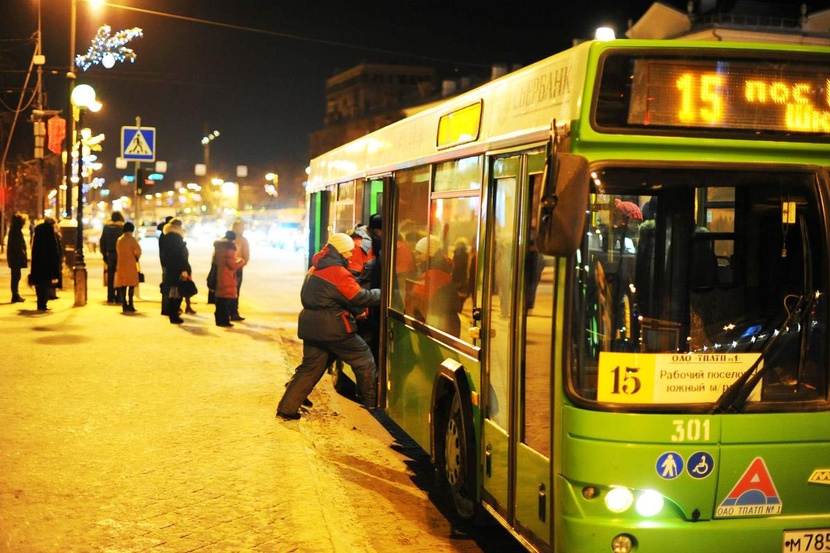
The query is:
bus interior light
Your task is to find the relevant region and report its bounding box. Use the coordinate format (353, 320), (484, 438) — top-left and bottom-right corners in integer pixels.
(604, 487), (634, 513)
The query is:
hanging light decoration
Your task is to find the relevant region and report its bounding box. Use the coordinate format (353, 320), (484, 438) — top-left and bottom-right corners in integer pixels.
(75, 25), (143, 71)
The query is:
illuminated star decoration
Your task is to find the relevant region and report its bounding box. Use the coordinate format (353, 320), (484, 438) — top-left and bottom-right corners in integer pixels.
(75, 25), (143, 71)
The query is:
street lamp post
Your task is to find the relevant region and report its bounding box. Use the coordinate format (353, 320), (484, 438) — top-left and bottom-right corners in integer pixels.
(201, 129), (219, 213)
(70, 83), (101, 307)
(63, 0), (77, 221)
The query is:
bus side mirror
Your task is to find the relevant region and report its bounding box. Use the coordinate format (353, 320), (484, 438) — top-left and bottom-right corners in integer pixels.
(536, 153), (589, 256)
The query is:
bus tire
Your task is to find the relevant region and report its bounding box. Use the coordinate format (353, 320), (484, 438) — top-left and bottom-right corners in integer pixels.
(444, 392), (477, 521)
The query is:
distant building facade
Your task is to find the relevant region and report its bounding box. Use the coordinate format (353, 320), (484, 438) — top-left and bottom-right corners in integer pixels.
(309, 64), (438, 158)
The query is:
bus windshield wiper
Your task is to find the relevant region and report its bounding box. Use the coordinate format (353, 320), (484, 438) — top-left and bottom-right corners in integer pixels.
(709, 290), (817, 414)
(711, 213), (816, 415)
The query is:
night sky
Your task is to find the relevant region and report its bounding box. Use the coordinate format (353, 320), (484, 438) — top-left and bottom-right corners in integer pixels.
(0, 0), (815, 201)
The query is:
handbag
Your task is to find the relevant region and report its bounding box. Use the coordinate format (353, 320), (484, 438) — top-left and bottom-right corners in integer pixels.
(179, 278), (198, 298)
(138, 272), (145, 283)
(206, 261), (217, 290)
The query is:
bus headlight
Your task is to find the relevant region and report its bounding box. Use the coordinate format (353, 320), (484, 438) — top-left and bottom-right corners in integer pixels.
(604, 487), (634, 513)
(635, 489), (664, 517)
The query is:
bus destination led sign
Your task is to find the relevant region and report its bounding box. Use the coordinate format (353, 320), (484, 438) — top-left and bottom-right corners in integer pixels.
(626, 59), (830, 134)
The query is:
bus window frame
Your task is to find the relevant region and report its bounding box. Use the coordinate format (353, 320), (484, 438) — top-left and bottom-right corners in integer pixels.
(565, 164), (830, 414)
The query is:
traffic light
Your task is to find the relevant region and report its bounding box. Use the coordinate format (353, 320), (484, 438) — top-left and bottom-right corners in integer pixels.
(135, 167), (144, 195)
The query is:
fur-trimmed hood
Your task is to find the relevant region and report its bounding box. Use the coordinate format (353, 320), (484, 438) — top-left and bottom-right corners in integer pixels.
(213, 239), (236, 251)
(163, 222), (186, 237)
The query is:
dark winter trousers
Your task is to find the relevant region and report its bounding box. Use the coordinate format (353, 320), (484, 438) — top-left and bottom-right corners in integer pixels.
(10, 267), (21, 297)
(105, 255), (118, 302)
(35, 283), (50, 310)
(160, 268), (169, 315)
(277, 333), (377, 415)
(215, 297), (233, 325)
(120, 286), (135, 309)
(168, 297), (182, 322)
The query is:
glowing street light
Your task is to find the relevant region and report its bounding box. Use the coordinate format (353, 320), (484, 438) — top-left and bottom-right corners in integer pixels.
(69, 82), (102, 306)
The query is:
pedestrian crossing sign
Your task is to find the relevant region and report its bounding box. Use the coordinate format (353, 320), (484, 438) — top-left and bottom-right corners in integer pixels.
(121, 126), (156, 162)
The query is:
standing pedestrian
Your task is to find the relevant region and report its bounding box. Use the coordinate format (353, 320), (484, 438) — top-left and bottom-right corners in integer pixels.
(213, 230), (246, 327)
(29, 217), (62, 312)
(161, 218), (192, 324)
(157, 215), (173, 316)
(99, 211), (125, 304)
(229, 219), (250, 321)
(114, 221), (141, 313)
(6, 213), (28, 303)
(276, 233), (380, 420)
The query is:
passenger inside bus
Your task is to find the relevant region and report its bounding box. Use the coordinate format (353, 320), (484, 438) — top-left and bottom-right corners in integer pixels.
(406, 236), (461, 337)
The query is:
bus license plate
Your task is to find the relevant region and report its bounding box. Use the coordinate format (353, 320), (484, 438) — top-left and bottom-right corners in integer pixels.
(784, 530), (830, 552)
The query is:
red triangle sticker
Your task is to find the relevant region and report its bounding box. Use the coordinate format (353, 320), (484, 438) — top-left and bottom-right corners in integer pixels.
(717, 457), (782, 517)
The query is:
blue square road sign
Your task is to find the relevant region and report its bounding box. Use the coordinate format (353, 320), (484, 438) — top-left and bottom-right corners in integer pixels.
(121, 126), (156, 162)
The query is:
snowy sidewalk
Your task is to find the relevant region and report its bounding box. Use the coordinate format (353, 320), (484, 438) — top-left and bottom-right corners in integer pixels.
(0, 250), (358, 552)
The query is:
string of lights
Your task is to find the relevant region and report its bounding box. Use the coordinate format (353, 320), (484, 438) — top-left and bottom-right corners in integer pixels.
(75, 24), (143, 71)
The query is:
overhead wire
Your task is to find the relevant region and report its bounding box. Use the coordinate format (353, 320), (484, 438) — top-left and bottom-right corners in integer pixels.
(99, 1), (491, 70)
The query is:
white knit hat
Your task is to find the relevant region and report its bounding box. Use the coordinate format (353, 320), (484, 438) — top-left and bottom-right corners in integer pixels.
(415, 236), (440, 257)
(328, 232), (355, 254)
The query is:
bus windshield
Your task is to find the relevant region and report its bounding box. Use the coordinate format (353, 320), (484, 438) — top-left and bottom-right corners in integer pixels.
(571, 167), (828, 411)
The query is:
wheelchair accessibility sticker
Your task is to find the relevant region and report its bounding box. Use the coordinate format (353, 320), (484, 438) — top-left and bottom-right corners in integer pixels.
(687, 451), (714, 479)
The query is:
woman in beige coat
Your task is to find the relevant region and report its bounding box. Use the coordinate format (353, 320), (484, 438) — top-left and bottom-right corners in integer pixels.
(114, 222), (142, 312)
(230, 219), (250, 321)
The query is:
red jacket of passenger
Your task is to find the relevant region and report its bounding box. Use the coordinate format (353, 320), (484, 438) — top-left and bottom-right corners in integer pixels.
(213, 239), (245, 299)
(298, 246), (380, 342)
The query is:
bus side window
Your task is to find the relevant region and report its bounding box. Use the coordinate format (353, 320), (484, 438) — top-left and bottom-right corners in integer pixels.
(392, 167), (431, 312)
(402, 196), (480, 339)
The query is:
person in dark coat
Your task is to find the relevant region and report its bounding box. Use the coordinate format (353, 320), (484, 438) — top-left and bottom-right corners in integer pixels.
(213, 231), (246, 327)
(276, 233), (381, 420)
(29, 217), (62, 312)
(6, 213), (28, 302)
(157, 215), (173, 315)
(363, 213), (383, 362)
(161, 218), (192, 324)
(99, 211), (125, 304)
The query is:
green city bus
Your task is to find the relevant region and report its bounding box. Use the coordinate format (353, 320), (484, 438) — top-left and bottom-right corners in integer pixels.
(304, 39), (830, 553)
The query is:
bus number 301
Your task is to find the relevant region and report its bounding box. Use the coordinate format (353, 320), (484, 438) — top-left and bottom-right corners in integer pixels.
(784, 531), (830, 552)
(671, 419), (711, 442)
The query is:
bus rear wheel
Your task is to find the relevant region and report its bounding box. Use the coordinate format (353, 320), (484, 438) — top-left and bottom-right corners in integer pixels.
(444, 393), (476, 521)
